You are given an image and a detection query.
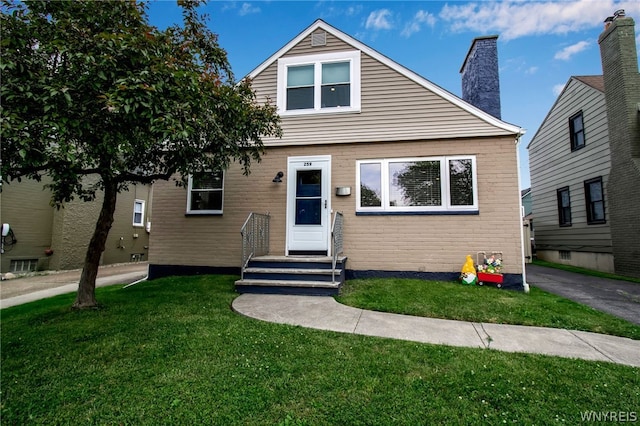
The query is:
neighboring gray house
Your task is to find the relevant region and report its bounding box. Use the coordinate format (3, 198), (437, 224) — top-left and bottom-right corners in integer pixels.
(527, 12), (640, 278)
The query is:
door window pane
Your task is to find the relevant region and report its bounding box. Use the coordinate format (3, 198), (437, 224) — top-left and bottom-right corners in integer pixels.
(296, 199), (321, 225)
(295, 170), (322, 225)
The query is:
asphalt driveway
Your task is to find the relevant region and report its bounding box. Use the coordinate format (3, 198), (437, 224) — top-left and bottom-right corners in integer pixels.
(525, 264), (640, 325)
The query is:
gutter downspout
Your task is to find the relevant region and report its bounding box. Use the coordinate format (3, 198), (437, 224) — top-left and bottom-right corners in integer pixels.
(515, 133), (530, 293)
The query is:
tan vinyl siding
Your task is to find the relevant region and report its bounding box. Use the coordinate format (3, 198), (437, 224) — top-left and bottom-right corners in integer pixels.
(529, 78), (612, 254)
(252, 40), (514, 147)
(149, 136), (523, 275)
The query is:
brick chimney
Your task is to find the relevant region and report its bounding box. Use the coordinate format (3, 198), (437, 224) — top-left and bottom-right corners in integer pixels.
(460, 35), (501, 119)
(598, 11), (640, 278)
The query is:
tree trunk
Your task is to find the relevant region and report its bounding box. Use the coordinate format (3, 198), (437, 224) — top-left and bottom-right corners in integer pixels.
(72, 179), (118, 309)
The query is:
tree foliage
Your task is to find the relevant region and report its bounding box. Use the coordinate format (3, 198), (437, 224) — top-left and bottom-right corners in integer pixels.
(0, 0), (282, 308)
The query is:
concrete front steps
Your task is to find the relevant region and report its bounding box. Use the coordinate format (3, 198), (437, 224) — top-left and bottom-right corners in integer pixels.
(235, 255), (347, 296)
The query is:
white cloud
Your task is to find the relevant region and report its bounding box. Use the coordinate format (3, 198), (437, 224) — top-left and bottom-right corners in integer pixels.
(401, 10), (437, 37)
(438, 0), (640, 40)
(554, 40), (591, 60)
(553, 83), (566, 96)
(238, 2), (260, 16)
(526, 66), (539, 75)
(365, 9), (393, 31)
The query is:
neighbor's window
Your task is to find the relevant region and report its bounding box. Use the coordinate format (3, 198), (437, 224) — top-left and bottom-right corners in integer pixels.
(556, 187), (571, 226)
(277, 51), (360, 115)
(569, 111), (585, 151)
(584, 177), (605, 224)
(356, 156), (477, 213)
(187, 171), (224, 214)
(133, 199), (145, 227)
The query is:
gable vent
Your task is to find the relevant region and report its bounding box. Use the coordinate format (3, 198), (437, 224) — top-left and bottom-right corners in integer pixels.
(311, 31), (327, 47)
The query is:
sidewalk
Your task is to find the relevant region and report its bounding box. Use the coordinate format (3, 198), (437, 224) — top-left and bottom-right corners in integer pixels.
(0, 262), (148, 309)
(232, 293), (640, 368)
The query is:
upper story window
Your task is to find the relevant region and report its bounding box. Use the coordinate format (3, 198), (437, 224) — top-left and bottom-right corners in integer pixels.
(277, 51), (361, 116)
(187, 171), (224, 215)
(556, 187), (571, 227)
(356, 156), (478, 214)
(133, 199), (145, 227)
(584, 177), (605, 224)
(569, 111), (585, 151)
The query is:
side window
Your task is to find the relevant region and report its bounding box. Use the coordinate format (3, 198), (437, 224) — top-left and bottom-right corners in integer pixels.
(187, 171), (224, 214)
(584, 177), (605, 224)
(569, 111), (585, 151)
(556, 187), (571, 226)
(133, 199), (145, 227)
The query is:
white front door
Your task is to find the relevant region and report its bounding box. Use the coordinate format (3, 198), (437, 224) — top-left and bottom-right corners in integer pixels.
(286, 156), (331, 255)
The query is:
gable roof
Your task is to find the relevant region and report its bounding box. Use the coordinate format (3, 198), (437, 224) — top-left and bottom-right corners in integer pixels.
(574, 75), (605, 92)
(247, 19), (524, 138)
(527, 75), (604, 148)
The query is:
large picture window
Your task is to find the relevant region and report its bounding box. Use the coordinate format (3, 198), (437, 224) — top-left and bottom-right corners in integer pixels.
(187, 171), (224, 214)
(584, 177), (605, 224)
(277, 51), (361, 116)
(356, 156), (477, 213)
(569, 111), (585, 151)
(556, 187), (571, 226)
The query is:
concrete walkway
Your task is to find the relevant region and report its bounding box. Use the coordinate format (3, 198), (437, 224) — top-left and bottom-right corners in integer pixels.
(232, 294), (640, 368)
(0, 262), (148, 309)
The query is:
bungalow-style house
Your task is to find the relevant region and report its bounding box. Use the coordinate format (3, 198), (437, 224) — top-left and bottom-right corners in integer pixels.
(527, 12), (640, 278)
(1, 177), (151, 274)
(148, 20), (527, 293)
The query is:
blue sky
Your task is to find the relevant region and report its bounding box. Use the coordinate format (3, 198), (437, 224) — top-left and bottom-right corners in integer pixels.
(147, 0), (640, 189)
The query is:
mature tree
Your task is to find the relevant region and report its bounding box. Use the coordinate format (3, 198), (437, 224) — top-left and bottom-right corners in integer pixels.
(0, 0), (281, 308)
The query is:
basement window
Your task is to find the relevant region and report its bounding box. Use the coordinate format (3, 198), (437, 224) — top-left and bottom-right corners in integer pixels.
(10, 259), (38, 273)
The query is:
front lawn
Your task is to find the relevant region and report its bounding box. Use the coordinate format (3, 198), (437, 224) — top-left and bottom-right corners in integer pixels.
(2, 275), (638, 425)
(336, 278), (640, 340)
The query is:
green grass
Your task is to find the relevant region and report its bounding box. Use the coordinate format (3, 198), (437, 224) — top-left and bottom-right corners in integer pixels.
(2, 276), (639, 425)
(533, 259), (640, 284)
(336, 278), (640, 340)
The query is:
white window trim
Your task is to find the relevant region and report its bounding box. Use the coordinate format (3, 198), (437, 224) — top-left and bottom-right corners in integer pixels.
(133, 199), (145, 227)
(356, 156), (478, 213)
(186, 171), (225, 215)
(277, 50), (361, 116)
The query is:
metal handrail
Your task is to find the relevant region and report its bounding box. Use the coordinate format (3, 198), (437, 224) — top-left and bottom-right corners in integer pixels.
(331, 211), (344, 282)
(240, 212), (270, 279)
